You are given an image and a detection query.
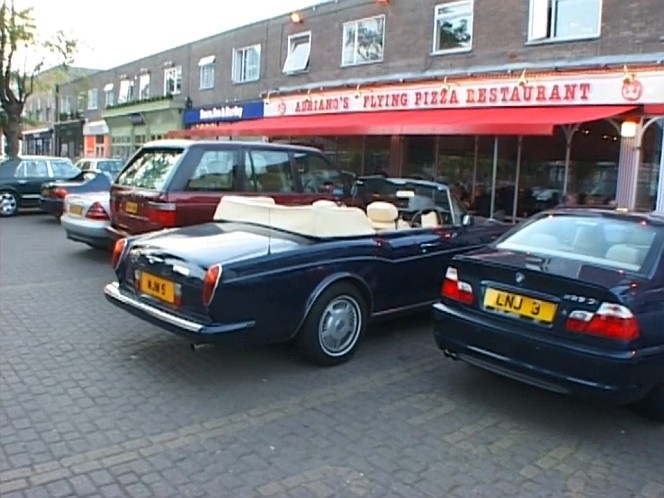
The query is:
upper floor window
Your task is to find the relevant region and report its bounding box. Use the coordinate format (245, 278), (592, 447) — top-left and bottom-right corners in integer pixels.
(118, 79), (134, 104)
(164, 66), (182, 95)
(342, 15), (385, 67)
(198, 55), (215, 89)
(283, 32), (311, 74)
(139, 73), (150, 100)
(77, 92), (86, 111)
(433, 1), (474, 54)
(528, 0), (602, 42)
(232, 44), (261, 83)
(104, 83), (114, 107)
(87, 88), (98, 110)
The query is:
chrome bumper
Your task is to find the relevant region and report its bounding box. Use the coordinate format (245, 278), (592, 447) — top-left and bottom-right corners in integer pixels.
(104, 282), (204, 333)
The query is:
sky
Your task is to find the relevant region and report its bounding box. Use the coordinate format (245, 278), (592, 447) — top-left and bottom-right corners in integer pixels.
(17, 0), (330, 70)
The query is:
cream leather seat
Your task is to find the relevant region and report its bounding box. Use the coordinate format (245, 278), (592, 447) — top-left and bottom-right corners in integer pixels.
(311, 199), (337, 208)
(367, 201), (398, 230)
(420, 211), (440, 228)
(605, 244), (643, 267)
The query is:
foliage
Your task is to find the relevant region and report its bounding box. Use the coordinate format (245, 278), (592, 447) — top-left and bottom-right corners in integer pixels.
(106, 94), (174, 111)
(0, 0), (77, 156)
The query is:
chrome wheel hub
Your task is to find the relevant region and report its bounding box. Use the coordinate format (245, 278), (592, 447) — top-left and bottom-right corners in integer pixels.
(0, 193), (17, 215)
(318, 295), (362, 357)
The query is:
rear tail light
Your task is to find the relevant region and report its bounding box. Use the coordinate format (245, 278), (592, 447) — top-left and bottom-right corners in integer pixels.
(565, 302), (639, 340)
(441, 267), (474, 304)
(53, 187), (68, 199)
(147, 201), (177, 227)
(86, 202), (110, 220)
(111, 238), (128, 269)
(202, 264), (222, 307)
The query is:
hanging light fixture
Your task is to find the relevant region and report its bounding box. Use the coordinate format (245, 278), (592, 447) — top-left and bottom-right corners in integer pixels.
(290, 12), (303, 23)
(620, 119), (638, 138)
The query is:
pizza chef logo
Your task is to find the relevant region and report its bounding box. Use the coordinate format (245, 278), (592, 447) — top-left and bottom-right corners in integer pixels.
(621, 78), (644, 102)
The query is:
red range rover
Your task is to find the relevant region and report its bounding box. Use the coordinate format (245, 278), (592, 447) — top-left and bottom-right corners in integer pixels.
(108, 139), (352, 238)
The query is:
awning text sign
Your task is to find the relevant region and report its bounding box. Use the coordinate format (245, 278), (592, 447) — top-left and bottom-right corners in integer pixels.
(264, 71), (664, 117)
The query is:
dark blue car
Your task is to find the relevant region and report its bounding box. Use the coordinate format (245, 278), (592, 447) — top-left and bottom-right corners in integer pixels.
(432, 208), (664, 420)
(104, 181), (507, 366)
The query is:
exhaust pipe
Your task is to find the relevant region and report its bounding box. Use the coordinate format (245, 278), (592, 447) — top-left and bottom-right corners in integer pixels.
(190, 343), (213, 352)
(443, 349), (459, 360)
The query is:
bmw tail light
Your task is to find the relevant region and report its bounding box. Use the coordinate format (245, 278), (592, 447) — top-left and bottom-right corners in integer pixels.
(565, 302), (639, 340)
(202, 264), (222, 307)
(53, 187), (68, 199)
(441, 267), (474, 304)
(111, 238), (128, 269)
(86, 202), (110, 220)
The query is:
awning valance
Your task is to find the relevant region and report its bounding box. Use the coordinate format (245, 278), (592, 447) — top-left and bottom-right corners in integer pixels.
(170, 105), (636, 138)
(83, 119), (110, 136)
(198, 55), (216, 66)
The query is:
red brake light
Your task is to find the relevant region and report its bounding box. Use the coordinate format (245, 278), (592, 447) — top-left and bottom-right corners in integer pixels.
(147, 202), (177, 227)
(53, 187), (68, 199)
(111, 238), (127, 269)
(441, 267), (474, 304)
(86, 202), (110, 220)
(565, 303), (639, 340)
(202, 264), (222, 307)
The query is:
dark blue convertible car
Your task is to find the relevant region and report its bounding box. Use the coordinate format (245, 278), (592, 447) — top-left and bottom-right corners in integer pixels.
(433, 208), (664, 420)
(104, 178), (507, 366)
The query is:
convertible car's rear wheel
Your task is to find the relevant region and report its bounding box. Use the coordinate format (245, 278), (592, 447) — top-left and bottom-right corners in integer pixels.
(296, 283), (367, 366)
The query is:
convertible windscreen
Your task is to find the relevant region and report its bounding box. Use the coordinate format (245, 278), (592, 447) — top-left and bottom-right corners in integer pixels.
(497, 214), (659, 274)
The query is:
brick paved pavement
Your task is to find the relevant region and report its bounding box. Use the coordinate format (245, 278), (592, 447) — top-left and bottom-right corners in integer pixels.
(1, 214), (664, 498)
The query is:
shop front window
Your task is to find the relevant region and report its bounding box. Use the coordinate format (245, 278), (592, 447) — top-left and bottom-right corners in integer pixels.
(335, 136), (364, 176)
(404, 136), (436, 180)
(364, 136), (390, 176)
(636, 122), (663, 211)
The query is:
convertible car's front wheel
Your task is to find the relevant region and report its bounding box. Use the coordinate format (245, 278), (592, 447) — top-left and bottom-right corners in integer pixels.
(296, 283), (367, 366)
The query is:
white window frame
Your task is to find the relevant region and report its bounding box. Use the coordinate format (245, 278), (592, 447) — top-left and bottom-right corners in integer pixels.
(232, 44), (261, 83)
(104, 83), (114, 107)
(87, 88), (98, 110)
(432, 1), (474, 55)
(139, 73), (151, 100)
(198, 55), (215, 90)
(527, 0), (602, 43)
(341, 15), (385, 67)
(163, 66), (183, 96)
(118, 79), (133, 104)
(283, 31), (312, 74)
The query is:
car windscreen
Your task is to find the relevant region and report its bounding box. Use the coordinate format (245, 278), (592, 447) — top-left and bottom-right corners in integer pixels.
(353, 177), (451, 212)
(51, 160), (79, 178)
(496, 214), (660, 274)
(97, 160), (124, 174)
(114, 148), (184, 190)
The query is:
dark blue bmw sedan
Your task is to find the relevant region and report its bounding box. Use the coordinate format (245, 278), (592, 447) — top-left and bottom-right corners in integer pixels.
(432, 208), (664, 420)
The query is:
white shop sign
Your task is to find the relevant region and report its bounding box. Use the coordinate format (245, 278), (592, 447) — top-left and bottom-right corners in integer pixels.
(264, 71), (664, 118)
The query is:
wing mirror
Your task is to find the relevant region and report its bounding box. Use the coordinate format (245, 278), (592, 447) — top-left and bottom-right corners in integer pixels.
(461, 213), (474, 226)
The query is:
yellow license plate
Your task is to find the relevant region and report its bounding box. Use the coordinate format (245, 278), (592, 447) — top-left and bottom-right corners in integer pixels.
(125, 201), (138, 214)
(139, 272), (176, 304)
(484, 288), (557, 323)
(69, 204), (83, 216)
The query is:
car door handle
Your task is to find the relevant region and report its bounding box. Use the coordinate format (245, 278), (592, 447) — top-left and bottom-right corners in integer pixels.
(17, 180), (27, 184)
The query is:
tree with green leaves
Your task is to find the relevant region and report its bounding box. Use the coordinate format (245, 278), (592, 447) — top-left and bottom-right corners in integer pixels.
(0, 1), (77, 156)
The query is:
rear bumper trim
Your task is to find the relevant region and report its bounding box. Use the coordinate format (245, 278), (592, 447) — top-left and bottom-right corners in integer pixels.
(104, 282), (203, 333)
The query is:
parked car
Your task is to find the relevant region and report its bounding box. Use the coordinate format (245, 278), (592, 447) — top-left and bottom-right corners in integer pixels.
(0, 155), (77, 217)
(40, 170), (116, 218)
(61, 191), (113, 249)
(104, 190), (507, 366)
(432, 208), (664, 420)
(74, 157), (124, 176)
(107, 139), (352, 239)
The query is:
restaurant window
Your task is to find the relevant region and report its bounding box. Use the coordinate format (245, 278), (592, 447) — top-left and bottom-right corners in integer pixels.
(528, 0), (602, 42)
(164, 66), (182, 95)
(283, 32), (311, 74)
(233, 44), (261, 83)
(636, 122), (663, 211)
(335, 136), (364, 176)
(198, 55), (215, 89)
(404, 136), (436, 180)
(364, 136), (390, 176)
(138, 73), (150, 100)
(433, 1), (474, 54)
(342, 15), (385, 67)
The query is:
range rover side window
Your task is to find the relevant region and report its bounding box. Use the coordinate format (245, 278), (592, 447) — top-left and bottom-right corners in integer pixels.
(248, 149), (294, 193)
(293, 151), (345, 194)
(186, 149), (240, 191)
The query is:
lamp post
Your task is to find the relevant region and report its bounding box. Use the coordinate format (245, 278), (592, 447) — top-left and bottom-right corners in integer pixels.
(53, 83), (60, 156)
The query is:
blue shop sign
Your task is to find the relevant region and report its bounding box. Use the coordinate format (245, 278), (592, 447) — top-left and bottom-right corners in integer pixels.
(184, 101), (264, 126)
